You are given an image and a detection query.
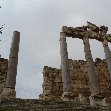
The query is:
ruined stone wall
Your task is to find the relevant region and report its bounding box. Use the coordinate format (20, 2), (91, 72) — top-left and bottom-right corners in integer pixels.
(0, 58), (8, 94)
(39, 66), (62, 100)
(40, 58), (110, 100)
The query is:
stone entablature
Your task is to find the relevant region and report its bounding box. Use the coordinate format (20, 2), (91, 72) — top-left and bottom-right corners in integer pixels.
(62, 22), (111, 42)
(40, 58), (111, 101)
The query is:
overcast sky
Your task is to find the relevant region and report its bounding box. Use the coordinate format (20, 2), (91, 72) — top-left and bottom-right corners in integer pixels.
(0, 0), (111, 99)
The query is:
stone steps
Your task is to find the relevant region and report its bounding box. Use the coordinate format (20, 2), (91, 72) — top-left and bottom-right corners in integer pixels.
(0, 98), (111, 111)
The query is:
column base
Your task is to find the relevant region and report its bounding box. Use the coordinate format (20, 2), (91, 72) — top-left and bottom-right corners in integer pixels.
(78, 93), (87, 102)
(61, 92), (76, 101)
(2, 88), (16, 98)
(89, 93), (109, 106)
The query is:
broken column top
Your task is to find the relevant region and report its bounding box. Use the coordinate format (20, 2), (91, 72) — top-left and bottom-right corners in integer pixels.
(62, 22), (111, 43)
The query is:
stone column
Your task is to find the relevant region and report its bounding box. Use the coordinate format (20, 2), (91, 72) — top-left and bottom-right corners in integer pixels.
(83, 37), (99, 94)
(102, 39), (111, 78)
(3, 31), (20, 98)
(60, 32), (71, 92)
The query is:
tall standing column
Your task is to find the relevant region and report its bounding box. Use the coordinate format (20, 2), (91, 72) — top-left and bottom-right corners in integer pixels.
(102, 39), (111, 78)
(60, 32), (71, 92)
(3, 31), (20, 98)
(83, 37), (99, 94)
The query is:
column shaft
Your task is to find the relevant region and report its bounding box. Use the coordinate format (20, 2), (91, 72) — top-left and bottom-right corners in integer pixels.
(5, 31), (20, 89)
(60, 32), (71, 92)
(83, 37), (99, 94)
(103, 40), (111, 78)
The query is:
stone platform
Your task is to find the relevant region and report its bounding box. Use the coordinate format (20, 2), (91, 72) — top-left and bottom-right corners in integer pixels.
(0, 98), (111, 111)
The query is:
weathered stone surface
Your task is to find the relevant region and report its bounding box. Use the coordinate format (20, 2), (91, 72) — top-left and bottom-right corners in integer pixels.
(3, 31), (20, 98)
(40, 58), (111, 101)
(1, 98), (111, 111)
(102, 39), (111, 78)
(2, 88), (16, 98)
(61, 92), (76, 101)
(62, 22), (111, 42)
(83, 37), (99, 94)
(5, 31), (20, 89)
(60, 32), (71, 92)
(0, 58), (8, 95)
(41, 66), (62, 101)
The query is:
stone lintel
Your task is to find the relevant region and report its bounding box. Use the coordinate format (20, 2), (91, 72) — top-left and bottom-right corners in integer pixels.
(62, 23), (111, 43)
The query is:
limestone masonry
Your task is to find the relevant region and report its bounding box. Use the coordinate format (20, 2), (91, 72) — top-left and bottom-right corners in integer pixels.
(40, 58), (111, 101)
(0, 58), (8, 94)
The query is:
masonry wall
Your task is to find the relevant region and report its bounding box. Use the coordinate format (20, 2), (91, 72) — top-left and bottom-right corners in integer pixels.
(0, 58), (8, 94)
(39, 58), (111, 100)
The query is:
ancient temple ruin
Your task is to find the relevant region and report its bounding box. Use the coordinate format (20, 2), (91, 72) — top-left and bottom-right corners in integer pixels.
(40, 22), (111, 106)
(0, 22), (111, 110)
